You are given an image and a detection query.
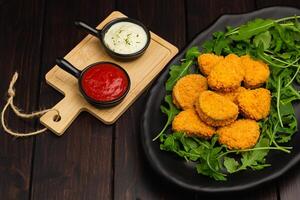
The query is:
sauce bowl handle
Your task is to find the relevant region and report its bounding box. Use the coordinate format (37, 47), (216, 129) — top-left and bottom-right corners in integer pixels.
(74, 21), (100, 37)
(56, 58), (81, 79)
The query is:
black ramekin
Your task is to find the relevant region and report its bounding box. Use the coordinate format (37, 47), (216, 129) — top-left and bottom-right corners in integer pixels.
(74, 18), (151, 60)
(56, 58), (131, 108)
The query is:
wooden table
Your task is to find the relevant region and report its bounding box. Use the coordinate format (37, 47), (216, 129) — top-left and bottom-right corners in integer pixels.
(0, 0), (299, 199)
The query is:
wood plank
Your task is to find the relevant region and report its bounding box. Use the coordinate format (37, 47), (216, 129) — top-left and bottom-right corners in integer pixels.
(30, 0), (115, 199)
(113, 0), (195, 199)
(0, 0), (45, 199)
(186, 1), (278, 199)
(256, 0), (300, 8)
(186, 0), (256, 40)
(194, 187), (278, 200)
(276, 167), (300, 200)
(116, 0), (186, 48)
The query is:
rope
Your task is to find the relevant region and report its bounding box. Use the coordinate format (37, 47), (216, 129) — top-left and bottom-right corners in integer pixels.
(1, 72), (60, 137)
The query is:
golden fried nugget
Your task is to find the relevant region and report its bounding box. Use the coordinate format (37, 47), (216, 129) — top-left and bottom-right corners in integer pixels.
(195, 91), (239, 127)
(241, 55), (270, 88)
(225, 54), (245, 77)
(218, 119), (260, 149)
(207, 54), (244, 92)
(198, 53), (224, 76)
(216, 87), (247, 104)
(172, 109), (215, 138)
(172, 74), (207, 110)
(237, 88), (271, 121)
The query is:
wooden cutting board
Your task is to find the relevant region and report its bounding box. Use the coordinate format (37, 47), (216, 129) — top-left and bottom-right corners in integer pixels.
(39, 11), (178, 136)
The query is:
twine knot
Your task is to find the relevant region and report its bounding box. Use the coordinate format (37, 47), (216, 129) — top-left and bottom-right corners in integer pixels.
(1, 72), (60, 137)
(7, 72), (18, 97)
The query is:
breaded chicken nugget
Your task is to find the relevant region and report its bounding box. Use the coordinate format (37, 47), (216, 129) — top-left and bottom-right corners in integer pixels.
(198, 53), (224, 76)
(207, 54), (244, 92)
(218, 119), (260, 149)
(172, 109), (215, 138)
(225, 54), (245, 77)
(216, 87), (247, 104)
(237, 88), (271, 121)
(195, 91), (239, 127)
(241, 55), (270, 88)
(172, 74), (207, 110)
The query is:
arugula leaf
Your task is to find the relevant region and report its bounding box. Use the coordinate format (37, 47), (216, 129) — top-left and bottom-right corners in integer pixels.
(180, 136), (198, 151)
(253, 31), (271, 50)
(153, 95), (179, 141)
(239, 138), (270, 170)
(160, 133), (180, 152)
(230, 18), (274, 41)
(165, 60), (194, 91)
(211, 31), (231, 55)
(270, 29), (283, 52)
(224, 157), (239, 173)
(214, 38), (230, 55)
(202, 40), (214, 53)
(165, 47), (200, 91)
(275, 23), (297, 50)
(196, 161), (226, 181)
(295, 18), (300, 32)
(275, 102), (297, 143)
(195, 135), (227, 181)
(185, 46), (200, 60)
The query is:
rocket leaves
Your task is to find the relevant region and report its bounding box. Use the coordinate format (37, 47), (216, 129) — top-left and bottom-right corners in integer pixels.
(165, 47), (200, 91)
(165, 61), (193, 91)
(152, 95), (179, 141)
(228, 18), (274, 41)
(253, 31), (271, 50)
(155, 16), (300, 181)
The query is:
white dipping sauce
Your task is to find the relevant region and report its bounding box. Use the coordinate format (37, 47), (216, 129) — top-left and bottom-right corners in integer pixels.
(103, 22), (148, 54)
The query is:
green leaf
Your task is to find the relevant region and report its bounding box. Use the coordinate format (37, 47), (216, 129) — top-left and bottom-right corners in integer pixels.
(240, 138), (270, 170)
(270, 29), (283, 52)
(160, 134), (179, 151)
(275, 23), (297, 50)
(230, 18), (274, 41)
(165, 60), (194, 91)
(202, 40), (214, 53)
(209, 31), (231, 55)
(153, 95), (179, 141)
(196, 162), (227, 181)
(185, 46), (200, 60)
(224, 157), (239, 173)
(180, 137), (198, 151)
(210, 134), (219, 147)
(253, 31), (271, 50)
(295, 18), (300, 30)
(279, 102), (295, 116)
(214, 38), (230, 55)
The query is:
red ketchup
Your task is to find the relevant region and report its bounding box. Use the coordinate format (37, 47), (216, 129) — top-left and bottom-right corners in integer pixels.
(81, 63), (129, 102)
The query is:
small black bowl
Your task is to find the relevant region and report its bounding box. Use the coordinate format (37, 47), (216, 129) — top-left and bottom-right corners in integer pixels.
(75, 18), (151, 60)
(56, 58), (131, 108)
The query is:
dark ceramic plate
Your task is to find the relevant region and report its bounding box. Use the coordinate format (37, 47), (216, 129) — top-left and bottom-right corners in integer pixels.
(141, 6), (300, 193)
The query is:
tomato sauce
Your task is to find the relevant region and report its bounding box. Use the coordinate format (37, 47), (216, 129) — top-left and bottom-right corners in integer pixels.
(81, 63), (129, 102)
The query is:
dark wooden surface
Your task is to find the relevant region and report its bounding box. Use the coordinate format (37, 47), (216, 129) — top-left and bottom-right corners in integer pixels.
(0, 0), (299, 199)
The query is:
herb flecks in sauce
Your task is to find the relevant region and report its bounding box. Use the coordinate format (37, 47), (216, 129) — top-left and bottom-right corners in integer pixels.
(104, 22), (147, 54)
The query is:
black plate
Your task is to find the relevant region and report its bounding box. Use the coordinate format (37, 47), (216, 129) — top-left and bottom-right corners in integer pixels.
(141, 6), (300, 193)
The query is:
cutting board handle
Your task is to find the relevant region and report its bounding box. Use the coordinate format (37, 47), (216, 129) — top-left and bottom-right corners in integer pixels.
(40, 96), (82, 136)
